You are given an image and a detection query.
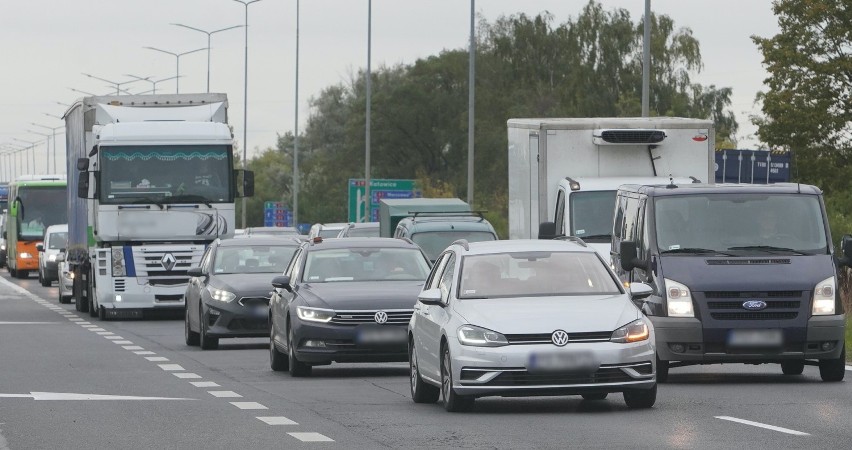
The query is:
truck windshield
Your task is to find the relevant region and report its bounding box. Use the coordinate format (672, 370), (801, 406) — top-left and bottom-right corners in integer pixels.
(411, 231), (496, 262)
(99, 145), (232, 205)
(655, 194), (828, 255)
(569, 191), (617, 241)
(16, 186), (68, 241)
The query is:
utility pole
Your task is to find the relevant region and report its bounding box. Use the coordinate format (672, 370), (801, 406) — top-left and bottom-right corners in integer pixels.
(642, 0), (651, 117)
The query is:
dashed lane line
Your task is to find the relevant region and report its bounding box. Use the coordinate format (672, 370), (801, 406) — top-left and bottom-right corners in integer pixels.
(135, 351), (157, 356)
(288, 432), (335, 443)
(190, 381), (220, 388)
(88, 328), (107, 332)
(230, 402), (268, 410)
(112, 340), (134, 345)
(173, 373), (202, 379)
(145, 356), (169, 362)
(715, 416), (809, 436)
(158, 364), (185, 371)
(105, 336), (124, 340)
(257, 416), (298, 426)
(123, 346), (144, 351)
(208, 391), (242, 398)
(96, 331), (114, 335)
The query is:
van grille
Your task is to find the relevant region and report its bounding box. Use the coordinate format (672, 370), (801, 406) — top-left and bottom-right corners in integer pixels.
(704, 291), (803, 299)
(708, 301), (800, 309)
(706, 259), (791, 265)
(710, 312), (798, 320)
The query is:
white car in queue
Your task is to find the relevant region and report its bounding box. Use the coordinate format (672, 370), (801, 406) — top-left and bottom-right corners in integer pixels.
(408, 238), (657, 412)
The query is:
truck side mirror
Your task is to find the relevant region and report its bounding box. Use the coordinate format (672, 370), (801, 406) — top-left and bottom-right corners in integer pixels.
(538, 222), (557, 240)
(619, 241), (647, 271)
(77, 158), (89, 171)
(76, 171), (94, 199)
(234, 169), (255, 198)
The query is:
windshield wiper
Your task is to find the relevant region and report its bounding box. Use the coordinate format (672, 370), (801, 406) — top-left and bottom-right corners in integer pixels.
(576, 234), (611, 240)
(131, 197), (165, 209)
(660, 247), (733, 256)
(167, 194), (213, 208)
(726, 245), (810, 255)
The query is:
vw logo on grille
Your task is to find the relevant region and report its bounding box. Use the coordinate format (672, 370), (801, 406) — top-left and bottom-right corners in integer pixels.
(374, 311), (388, 324)
(160, 253), (177, 272)
(742, 300), (767, 311)
(551, 330), (569, 347)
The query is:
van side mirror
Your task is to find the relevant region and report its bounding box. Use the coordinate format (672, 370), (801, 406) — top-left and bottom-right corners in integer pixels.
(620, 241), (647, 271)
(271, 275), (292, 292)
(538, 222), (557, 240)
(77, 158), (89, 171)
(36, 243), (44, 252)
(629, 282), (654, 300)
(838, 235), (852, 267)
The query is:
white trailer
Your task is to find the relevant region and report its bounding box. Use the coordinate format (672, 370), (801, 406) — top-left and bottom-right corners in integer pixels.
(508, 117), (714, 256)
(64, 94), (253, 319)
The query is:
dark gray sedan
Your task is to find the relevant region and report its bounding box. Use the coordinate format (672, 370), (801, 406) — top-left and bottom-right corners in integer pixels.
(184, 237), (301, 350)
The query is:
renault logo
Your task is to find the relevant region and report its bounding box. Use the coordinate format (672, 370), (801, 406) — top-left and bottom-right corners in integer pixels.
(374, 311), (388, 324)
(551, 330), (569, 347)
(160, 253), (177, 272)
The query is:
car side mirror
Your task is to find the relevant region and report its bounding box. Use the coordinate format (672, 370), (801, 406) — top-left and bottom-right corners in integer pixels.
(840, 235), (852, 266)
(629, 282), (654, 300)
(620, 241), (647, 271)
(36, 243), (44, 252)
(538, 222), (557, 240)
(418, 288), (443, 306)
(271, 275), (292, 292)
(186, 267), (204, 277)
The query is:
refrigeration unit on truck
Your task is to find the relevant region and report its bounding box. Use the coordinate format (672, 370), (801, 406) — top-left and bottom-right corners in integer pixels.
(64, 94), (254, 319)
(507, 117), (714, 257)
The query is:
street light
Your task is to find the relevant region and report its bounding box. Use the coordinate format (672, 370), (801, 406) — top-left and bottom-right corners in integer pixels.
(124, 74), (182, 95)
(467, 0), (475, 205)
(171, 23), (243, 93)
(364, 0), (372, 222)
(1, 144), (27, 180)
(68, 87), (99, 97)
(82, 73), (142, 95)
(293, 0), (300, 226)
(12, 138), (37, 174)
(32, 123), (63, 174)
(231, 0), (265, 228)
(143, 46), (207, 94)
(26, 130), (52, 174)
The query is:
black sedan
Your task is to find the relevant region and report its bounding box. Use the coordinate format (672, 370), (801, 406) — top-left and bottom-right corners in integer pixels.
(269, 237), (431, 376)
(184, 237), (301, 350)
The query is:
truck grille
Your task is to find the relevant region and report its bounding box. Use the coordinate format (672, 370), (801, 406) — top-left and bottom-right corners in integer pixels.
(329, 310), (413, 325)
(132, 245), (204, 287)
(505, 331), (612, 345)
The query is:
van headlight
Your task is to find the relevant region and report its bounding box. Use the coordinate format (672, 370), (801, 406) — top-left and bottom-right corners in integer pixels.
(812, 276), (836, 315)
(665, 278), (694, 317)
(457, 325), (508, 347)
(296, 306), (335, 323)
(206, 286), (236, 303)
(611, 319), (650, 343)
(111, 247), (126, 277)
(20, 252), (33, 259)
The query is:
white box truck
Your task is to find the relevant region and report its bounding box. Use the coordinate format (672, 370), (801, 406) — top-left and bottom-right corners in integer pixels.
(508, 117), (714, 256)
(64, 94), (254, 319)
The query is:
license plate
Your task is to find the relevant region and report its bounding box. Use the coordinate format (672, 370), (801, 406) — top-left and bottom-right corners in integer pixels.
(727, 329), (783, 348)
(526, 350), (600, 375)
(355, 326), (407, 345)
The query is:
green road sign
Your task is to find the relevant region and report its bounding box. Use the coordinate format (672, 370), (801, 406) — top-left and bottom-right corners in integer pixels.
(348, 179), (420, 222)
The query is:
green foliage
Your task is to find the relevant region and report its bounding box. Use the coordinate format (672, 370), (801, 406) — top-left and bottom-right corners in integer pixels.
(242, 1), (737, 236)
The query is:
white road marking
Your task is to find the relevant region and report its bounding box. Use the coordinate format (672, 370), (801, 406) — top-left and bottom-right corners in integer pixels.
(80, 324), (98, 328)
(173, 373), (202, 379)
(190, 381), (220, 388)
(0, 392), (193, 401)
(0, 423), (8, 450)
(145, 356), (169, 362)
(76, 321), (91, 325)
(113, 340), (134, 344)
(96, 331), (113, 335)
(0, 322), (57, 325)
(230, 402), (268, 410)
(88, 328), (107, 332)
(69, 318), (84, 322)
(134, 351), (156, 355)
(158, 364), (184, 371)
(122, 346), (144, 351)
(105, 336), (124, 340)
(715, 416), (809, 436)
(845, 365), (852, 372)
(208, 391), (242, 398)
(288, 432), (334, 442)
(257, 416), (298, 426)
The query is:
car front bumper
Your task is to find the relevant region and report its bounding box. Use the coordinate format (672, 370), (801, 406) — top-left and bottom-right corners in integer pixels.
(449, 338), (656, 397)
(203, 300), (269, 339)
(292, 320), (408, 364)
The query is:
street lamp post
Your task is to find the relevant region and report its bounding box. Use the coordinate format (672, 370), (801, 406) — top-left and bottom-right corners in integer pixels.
(293, 0), (300, 227)
(467, 0), (475, 205)
(143, 47), (207, 94)
(26, 130), (52, 174)
(364, 0), (372, 223)
(171, 23), (243, 93)
(32, 123), (63, 174)
(82, 73), (142, 95)
(124, 74), (182, 95)
(231, 0), (265, 229)
(12, 139), (37, 174)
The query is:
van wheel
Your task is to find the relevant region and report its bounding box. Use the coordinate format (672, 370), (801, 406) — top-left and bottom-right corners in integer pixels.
(656, 356), (669, 383)
(781, 361), (804, 375)
(819, 346), (846, 382)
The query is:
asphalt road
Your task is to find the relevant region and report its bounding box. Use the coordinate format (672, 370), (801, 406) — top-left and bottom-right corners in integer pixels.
(1, 270), (850, 449)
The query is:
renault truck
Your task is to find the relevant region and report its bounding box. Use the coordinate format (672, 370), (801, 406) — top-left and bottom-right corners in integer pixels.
(64, 94), (253, 319)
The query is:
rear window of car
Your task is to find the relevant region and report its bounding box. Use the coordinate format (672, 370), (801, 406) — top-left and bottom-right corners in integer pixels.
(214, 245), (298, 274)
(303, 247), (430, 282)
(458, 251), (622, 299)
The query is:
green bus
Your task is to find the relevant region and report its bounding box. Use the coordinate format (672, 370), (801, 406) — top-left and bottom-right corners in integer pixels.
(5, 176), (67, 278)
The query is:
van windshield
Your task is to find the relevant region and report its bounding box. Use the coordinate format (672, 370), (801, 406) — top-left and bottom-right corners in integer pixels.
(570, 191), (617, 241)
(655, 194), (828, 255)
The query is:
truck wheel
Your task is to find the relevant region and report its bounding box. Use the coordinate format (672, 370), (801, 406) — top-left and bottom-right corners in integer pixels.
(781, 361), (804, 375)
(819, 345), (846, 382)
(656, 355), (669, 383)
(98, 306), (107, 321)
(88, 278), (97, 318)
(623, 384), (657, 409)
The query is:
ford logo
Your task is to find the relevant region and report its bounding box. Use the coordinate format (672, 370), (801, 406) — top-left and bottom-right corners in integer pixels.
(742, 300), (767, 311)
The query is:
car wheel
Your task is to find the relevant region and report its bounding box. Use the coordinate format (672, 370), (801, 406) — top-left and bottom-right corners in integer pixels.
(185, 306), (200, 346)
(410, 340), (439, 403)
(39, 269), (48, 286)
(16, 270), (28, 279)
(819, 345), (845, 382)
(287, 323), (311, 377)
(623, 384), (657, 409)
(781, 361), (804, 375)
(656, 355), (669, 383)
(581, 393), (608, 401)
(269, 321), (288, 371)
(441, 344), (474, 412)
(199, 307), (219, 350)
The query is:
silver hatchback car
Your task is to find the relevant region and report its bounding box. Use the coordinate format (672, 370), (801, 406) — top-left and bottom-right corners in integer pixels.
(408, 239), (657, 412)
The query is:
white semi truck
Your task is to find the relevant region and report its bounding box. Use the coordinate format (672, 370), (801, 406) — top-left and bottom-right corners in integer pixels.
(507, 117), (715, 256)
(64, 94), (253, 319)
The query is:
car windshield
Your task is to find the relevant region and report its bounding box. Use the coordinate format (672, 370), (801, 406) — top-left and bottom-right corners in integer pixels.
(99, 145), (232, 205)
(655, 194), (828, 255)
(346, 226), (379, 238)
(213, 245), (297, 274)
(411, 231), (496, 261)
(48, 231), (68, 249)
(570, 190), (617, 241)
(458, 251), (621, 299)
(303, 247), (430, 282)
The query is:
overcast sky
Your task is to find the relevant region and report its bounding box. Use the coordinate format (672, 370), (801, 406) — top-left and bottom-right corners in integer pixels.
(0, 0), (779, 177)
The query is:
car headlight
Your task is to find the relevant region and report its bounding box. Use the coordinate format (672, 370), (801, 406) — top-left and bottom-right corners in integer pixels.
(1, 243), (6, 250)
(457, 325), (509, 347)
(206, 285), (236, 303)
(20, 252), (33, 259)
(296, 306), (335, 323)
(611, 319), (650, 343)
(49, 254), (57, 261)
(812, 276), (836, 315)
(665, 278), (694, 317)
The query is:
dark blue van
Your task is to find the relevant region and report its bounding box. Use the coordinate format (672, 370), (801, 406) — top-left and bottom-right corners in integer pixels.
(612, 183), (848, 382)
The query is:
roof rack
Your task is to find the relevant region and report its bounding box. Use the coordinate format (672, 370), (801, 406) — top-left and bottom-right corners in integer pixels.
(554, 236), (588, 247)
(451, 239), (470, 251)
(410, 210), (487, 220)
